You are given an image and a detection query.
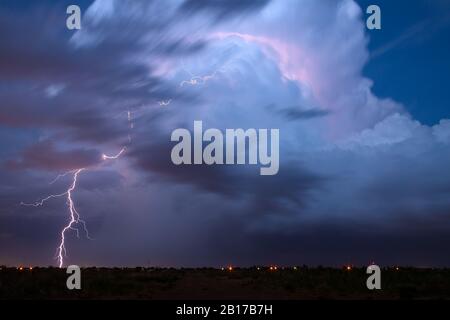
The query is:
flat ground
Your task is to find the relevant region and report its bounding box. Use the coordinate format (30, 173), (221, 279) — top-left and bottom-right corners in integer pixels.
(1, 267), (449, 300)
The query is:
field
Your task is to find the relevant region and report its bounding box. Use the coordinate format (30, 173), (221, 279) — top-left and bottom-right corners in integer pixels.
(1, 266), (450, 300)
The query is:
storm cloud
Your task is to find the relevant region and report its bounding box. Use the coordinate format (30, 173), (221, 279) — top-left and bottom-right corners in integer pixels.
(0, 0), (449, 267)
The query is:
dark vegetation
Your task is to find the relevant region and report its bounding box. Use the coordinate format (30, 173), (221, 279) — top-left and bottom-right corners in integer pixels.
(1, 266), (449, 300)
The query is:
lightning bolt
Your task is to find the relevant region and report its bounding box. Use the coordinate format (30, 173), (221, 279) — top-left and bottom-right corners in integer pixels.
(179, 69), (223, 87)
(21, 146), (127, 268)
(102, 147), (126, 160)
(21, 168), (90, 268)
(55, 168), (90, 268)
(48, 170), (78, 185)
(20, 61), (224, 267)
(158, 99), (172, 106)
(128, 110), (134, 130)
(179, 64), (228, 88)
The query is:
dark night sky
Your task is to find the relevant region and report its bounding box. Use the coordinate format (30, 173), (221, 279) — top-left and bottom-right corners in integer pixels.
(1, 0), (450, 267)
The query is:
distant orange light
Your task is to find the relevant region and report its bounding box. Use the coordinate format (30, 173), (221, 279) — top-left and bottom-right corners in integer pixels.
(396, 267), (399, 271)
(346, 265), (352, 271)
(228, 266), (233, 271)
(19, 267), (24, 271)
(29, 267), (33, 271)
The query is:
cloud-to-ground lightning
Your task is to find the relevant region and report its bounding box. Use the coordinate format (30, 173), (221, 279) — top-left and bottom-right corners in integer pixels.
(20, 61), (221, 267)
(21, 146), (127, 267)
(20, 58), (225, 267)
(55, 168), (90, 268)
(21, 168), (90, 268)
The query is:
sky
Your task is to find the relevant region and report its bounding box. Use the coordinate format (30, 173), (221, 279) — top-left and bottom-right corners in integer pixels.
(1, 0), (450, 268)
